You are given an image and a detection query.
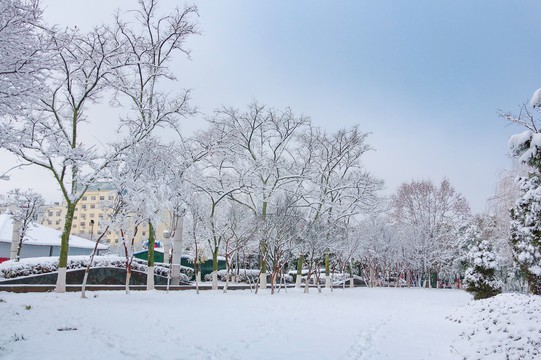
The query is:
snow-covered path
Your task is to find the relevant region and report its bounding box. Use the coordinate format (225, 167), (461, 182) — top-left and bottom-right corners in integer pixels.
(0, 288), (471, 360)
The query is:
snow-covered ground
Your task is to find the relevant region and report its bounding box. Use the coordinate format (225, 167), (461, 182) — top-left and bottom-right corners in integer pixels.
(0, 288), (537, 360)
(448, 293), (541, 359)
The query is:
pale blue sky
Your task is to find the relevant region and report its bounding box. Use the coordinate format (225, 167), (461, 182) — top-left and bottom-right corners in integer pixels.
(2, 0), (541, 213)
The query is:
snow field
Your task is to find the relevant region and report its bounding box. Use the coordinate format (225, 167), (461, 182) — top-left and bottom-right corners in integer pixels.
(0, 288), (472, 360)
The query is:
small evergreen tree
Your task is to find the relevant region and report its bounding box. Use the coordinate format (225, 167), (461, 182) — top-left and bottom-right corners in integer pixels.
(464, 239), (503, 300)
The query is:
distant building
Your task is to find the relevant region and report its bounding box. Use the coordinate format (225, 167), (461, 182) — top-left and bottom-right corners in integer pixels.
(41, 202), (65, 231)
(40, 183), (170, 251)
(0, 213), (108, 263)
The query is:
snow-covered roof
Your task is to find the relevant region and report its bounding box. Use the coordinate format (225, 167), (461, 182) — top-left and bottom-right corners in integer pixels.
(0, 214), (108, 250)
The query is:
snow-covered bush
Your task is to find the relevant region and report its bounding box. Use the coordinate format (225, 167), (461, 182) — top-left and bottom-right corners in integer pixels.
(464, 240), (503, 300)
(203, 270), (294, 284)
(0, 256), (192, 283)
(215, 269), (260, 283)
(448, 293), (541, 359)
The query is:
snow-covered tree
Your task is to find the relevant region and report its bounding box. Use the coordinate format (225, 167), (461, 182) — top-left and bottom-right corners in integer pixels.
(0, 0), (52, 118)
(189, 127), (246, 290)
(505, 89), (541, 294)
(509, 175), (541, 294)
(258, 196), (300, 294)
(486, 165), (526, 270)
(221, 204), (255, 292)
(111, 0), (198, 139)
(0, 0), (199, 293)
(299, 125), (383, 223)
(327, 220), (358, 289)
(211, 102), (310, 289)
(184, 193), (212, 294)
(391, 179), (471, 287)
(358, 215), (402, 288)
(6, 188), (44, 261)
(464, 239), (503, 300)
(296, 125), (383, 289)
(162, 138), (205, 286)
(0, 24), (122, 293)
(110, 137), (178, 290)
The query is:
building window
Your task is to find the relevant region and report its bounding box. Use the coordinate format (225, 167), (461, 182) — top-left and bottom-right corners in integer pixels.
(142, 231), (146, 236)
(100, 196), (105, 200)
(89, 213), (94, 218)
(73, 216), (77, 220)
(48, 211), (53, 217)
(47, 220), (52, 225)
(55, 220), (60, 225)
(91, 196), (96, 200)
(98, 213), (104, 218)
(108, 196), (114, 200)
(80, 222), (85, 227)
(82, 196), (87, 200)
(73, 224), (77, 228)
(97, 230), (102, 234)
(56, 211), (61, 217)
(81, 205), (86, 210)
(90, 204), (95, 209)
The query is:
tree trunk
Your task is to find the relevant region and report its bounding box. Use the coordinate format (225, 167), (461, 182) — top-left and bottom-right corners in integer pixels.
(316, 267), (322, 293)
(295, 255), (304, 288)
(259, 272), (267, 290)
(16, 234), (24, 262)
(223, 271), (229, 293)
(304, 270), (311, 294)
(147, 266), (155, 290)
(349, 260), (354, 288)
(325, 252), (330, 289)
(147, 221), (155, 290)
(10, 220), (20, 261)
(82, 226), (106, 299)
(271, 270), (278, 295)
(259, 251), (267, 290)
(331, 267), (335, 292)
(171, 217), (183, 286)
(194, 261), (200, 295)
(125, 268), (132, 294)
(212, 270), (218, 290)
(56, 202), (76, 293)
(212, 249), (218, 290)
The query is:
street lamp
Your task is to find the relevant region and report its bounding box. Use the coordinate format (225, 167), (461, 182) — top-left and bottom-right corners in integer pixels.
(90, 219), (95, 241)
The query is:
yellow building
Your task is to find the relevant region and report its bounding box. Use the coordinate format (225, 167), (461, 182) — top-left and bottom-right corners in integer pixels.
(40, 184), (170, 251)
(41, 202), (66, 231)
